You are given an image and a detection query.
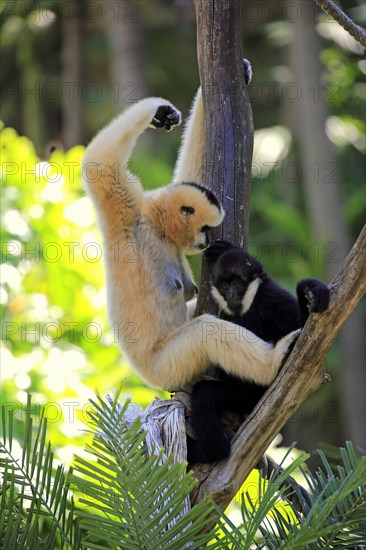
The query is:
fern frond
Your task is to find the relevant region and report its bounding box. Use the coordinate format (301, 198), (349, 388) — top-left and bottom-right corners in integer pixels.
(0, 395), (82, 549)
(216, 442), (366, 550)
(70, 394), (222, 549)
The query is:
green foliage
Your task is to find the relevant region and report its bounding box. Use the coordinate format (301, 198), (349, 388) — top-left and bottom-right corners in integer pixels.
(70, 393), (220, 549)
(0, 394), (81, 549)
(216, 443), (366, 549)
(1, 394), (365, 549)
(0, 393), (221, 549)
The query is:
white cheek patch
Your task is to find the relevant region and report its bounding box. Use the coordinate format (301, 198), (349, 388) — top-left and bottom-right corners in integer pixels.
(211, 285), (232, 315)
(241, 277), (261, 315)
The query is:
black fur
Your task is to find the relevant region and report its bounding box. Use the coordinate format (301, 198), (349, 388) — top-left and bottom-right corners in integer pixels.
(182, 181), (222, 213)
(188, 239), (330, 464)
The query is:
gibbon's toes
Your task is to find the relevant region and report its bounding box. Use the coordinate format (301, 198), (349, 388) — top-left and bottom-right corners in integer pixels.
(287, 328), (301, 344)
(275, 328), (301, 364)
(151, 105), (181, 131)
(305, 284), (330, 314)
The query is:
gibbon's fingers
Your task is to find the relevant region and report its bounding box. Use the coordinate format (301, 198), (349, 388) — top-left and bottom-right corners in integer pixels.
(151, 105), (181, 131)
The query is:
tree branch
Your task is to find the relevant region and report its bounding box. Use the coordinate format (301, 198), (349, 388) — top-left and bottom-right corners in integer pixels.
(191, 225), (366, 508)
(314, 0), (366, 47)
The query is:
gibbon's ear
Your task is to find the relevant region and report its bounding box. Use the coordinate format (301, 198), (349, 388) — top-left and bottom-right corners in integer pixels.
(181, 205), (195, 215)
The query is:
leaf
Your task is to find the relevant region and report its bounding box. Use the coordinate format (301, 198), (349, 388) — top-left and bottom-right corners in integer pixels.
(0, 394), (81, 549)
(70, 394), (223, 549)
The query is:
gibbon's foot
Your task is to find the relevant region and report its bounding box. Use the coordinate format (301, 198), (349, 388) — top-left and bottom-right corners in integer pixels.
(187, 431), (230, 464)
(273, 328), (301, 368)
(151, 105), (181, 131)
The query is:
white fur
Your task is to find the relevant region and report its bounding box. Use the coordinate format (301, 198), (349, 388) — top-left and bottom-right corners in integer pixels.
(241, 278), (261, 315)
(211, 286), (232, 315)
(173, 88), (205, 184)
(83, 93), (299, 390)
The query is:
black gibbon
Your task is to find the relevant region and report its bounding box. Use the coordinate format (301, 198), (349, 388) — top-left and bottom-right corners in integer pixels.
(188, 239), (330, 463)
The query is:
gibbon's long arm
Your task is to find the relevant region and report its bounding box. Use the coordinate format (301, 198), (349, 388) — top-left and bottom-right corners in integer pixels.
(173, 60), (252, 185)
(83, 98), (180, 232)
(173, 88), (206, 184)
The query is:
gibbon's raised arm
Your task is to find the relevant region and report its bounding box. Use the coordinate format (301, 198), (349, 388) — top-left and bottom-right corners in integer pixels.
(83, 98), (181, 232)
(173, 88), (206, 184)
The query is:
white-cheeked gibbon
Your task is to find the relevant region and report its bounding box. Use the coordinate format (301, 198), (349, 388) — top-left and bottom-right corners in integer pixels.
(82, 90), (299, 390)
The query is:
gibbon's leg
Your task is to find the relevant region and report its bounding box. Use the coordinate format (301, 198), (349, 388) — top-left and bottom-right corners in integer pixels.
(188, 380), (231, 463)
(173, 88), (206, 184)
(151, 314), (300, 390)
(188, 379), (267, 463)
(83, 98), (181, 232)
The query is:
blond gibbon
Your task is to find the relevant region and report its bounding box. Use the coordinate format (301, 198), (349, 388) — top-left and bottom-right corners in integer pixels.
(82, 90), (299, 390)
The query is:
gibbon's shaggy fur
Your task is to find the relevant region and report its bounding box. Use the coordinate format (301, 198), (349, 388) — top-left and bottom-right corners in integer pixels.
(188, 239), (330, 463)
(83, 94), (299, 391)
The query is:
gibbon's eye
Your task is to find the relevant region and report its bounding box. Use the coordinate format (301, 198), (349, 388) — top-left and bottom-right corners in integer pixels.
(200, 225), (210, 233)
(181, 205), (195, 215)
(219, 281), (229, 292)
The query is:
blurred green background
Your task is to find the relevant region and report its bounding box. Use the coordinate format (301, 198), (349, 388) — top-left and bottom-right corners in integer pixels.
(1, 0), (365, 464)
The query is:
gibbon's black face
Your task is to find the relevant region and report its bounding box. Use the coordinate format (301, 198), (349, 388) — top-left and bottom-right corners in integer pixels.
(215, 276), (247, 311)
(211, 250), (264, 315)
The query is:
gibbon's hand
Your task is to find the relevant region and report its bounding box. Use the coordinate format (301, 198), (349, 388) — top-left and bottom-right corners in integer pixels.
(299, 279), (330, 313)
(204, 239), (237, 262)
(243, 58), (253, 85)
(151, 105), (181, 131)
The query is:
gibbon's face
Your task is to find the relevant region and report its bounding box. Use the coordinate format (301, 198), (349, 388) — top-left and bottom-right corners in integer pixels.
(161, 183), (224, 254)
(211, 250), (263, 315)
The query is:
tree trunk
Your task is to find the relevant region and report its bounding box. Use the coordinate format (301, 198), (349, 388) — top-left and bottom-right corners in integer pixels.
(193, 0), (253, 314)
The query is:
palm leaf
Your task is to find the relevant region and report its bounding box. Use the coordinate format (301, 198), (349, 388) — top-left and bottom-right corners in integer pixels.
(216, 442), (366, 549)
(70, 393), (222, 549)
(0, 394), (82, 550)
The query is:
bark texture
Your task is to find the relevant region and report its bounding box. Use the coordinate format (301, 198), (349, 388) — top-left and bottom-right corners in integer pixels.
(193, 0), (253, 314)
